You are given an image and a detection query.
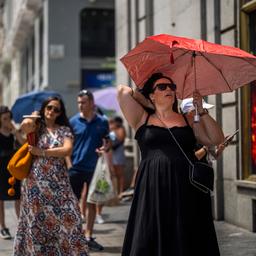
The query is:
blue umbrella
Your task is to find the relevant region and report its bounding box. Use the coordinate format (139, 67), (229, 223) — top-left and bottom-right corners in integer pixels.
(11, 90), (61, 123)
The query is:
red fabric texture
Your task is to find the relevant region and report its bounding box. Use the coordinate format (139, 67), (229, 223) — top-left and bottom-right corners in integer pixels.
(120, 34), (256, 99)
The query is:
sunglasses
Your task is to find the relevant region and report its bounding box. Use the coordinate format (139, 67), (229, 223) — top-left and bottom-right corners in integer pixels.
(152, 83), (177, 92)
(46, 105), (61, 114)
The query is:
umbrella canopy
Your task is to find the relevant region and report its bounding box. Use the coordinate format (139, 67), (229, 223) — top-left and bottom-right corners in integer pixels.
(11, 90), (61, 123)
(120, 34), (256, 99)
(93, 87), (120, 114)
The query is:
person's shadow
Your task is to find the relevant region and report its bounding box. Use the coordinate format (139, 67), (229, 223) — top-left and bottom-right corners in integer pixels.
(99, 246), (122, 254)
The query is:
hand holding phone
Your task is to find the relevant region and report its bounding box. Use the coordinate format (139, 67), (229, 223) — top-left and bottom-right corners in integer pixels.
(22, 114), (41, 119)
(223, 129), (239, 146)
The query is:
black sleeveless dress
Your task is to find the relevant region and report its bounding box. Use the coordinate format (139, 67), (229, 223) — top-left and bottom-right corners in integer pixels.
(122, 118), (220, 256)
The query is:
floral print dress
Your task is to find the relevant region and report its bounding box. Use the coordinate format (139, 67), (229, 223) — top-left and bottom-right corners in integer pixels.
(13, 126), (88, 256)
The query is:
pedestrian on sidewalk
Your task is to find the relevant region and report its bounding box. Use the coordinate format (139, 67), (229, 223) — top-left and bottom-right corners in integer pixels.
(13, 96), (88, 255)
(0, 106), (25, 240)
(67, 89), (109, 251)
(118, 72), (224, 256)
(93, 137), (114, 225)
(119, 168), (137, 202)
(108, 116), (126, 198)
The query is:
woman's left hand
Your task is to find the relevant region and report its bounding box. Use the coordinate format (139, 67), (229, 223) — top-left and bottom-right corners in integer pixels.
(28, 145), (42, 156)
(193, 91), (203, 112)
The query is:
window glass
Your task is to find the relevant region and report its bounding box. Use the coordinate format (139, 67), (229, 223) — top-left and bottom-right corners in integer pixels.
(249, 10), (256, 173)
(80, 8), (115, 57)
(81, 69), (115, 89)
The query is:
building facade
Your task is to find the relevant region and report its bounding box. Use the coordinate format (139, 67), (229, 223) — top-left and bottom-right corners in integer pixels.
(0, 0), (115, 117)
(115, 0), (256, 232)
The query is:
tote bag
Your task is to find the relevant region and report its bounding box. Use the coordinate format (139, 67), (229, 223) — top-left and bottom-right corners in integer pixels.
(87, 155), (115, 204)
(7, 142), (32, 180)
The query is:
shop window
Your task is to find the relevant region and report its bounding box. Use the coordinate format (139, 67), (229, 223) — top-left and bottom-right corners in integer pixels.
(80, 8), (115, 57)
(249, 10), (256, 173)
(249, 9), (256, 55)
(241, 2), (256, 179)
(251, 87), (256, 172)
(81, 69), (115, 89)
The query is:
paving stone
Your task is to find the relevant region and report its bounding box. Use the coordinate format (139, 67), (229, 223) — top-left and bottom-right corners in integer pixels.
(1, 201), (256, 255)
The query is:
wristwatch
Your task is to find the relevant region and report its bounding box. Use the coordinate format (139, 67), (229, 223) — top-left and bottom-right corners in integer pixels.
(199, 108), (209, 117)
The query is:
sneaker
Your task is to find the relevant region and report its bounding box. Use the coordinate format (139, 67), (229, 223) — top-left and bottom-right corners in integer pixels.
(87, 237), (104, 251)
(120, 187), (134, 198)
(121, 196), (133, 203)
(95, 214), (105, 224)
(0, 228), (12, 240)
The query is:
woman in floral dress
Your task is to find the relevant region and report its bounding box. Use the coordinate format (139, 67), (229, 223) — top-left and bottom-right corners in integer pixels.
(13, 96), (88, 256)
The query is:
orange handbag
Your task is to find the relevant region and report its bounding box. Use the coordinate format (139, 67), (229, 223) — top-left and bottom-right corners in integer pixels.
(7, 142), (32, 181)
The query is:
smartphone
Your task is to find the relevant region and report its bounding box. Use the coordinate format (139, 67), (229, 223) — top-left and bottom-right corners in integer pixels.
(22, 115), (41, 119)
(223, 129), (239, 146)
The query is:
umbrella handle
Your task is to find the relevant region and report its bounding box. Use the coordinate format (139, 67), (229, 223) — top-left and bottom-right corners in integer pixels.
(194, 104), (200, 123)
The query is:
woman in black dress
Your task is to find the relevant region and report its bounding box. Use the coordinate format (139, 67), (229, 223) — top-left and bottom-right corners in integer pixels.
(0, 106), (24, 239)
(117, 73), (224, 256)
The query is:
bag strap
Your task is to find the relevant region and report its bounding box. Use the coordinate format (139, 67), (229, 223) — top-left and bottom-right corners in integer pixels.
(155, 114), (194, 168)
(144, 113), (151, 125)
(155, 114), (214, 194)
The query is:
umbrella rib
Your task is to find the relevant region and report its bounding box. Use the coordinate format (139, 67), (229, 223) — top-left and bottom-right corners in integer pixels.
(122, 48), (190, 61)
(238, 56), (256, 68)
(172, 49), (191, 62)
(199, 52), (233, 92)
(181, 65), (191, 98)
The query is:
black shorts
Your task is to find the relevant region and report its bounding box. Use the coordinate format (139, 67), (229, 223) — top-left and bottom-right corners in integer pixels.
(69, 169), (94, 200)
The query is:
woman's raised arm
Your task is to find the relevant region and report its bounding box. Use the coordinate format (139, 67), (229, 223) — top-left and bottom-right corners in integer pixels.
(186, 91), (224, 146)
(117, 85), (152, 130)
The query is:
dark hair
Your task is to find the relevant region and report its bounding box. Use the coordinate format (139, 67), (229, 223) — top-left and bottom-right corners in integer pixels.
(141, 72), (178, 113)
(39, 96), (72, 130)
(114, 116), (123, 125)
(0, 105), (12, 127)
(78, 89), (94, 101)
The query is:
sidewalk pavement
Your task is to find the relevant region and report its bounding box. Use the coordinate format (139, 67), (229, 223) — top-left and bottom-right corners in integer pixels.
(1, 200), (256, 256)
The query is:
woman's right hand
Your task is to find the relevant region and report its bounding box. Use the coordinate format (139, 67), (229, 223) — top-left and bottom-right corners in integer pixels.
(20, 118), (37, 135)
(192, 91), (203, 113)
(28, 145), (42, 156)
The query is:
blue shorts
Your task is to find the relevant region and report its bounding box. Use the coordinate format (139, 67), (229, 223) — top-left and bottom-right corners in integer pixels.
(69, 168), (94, 200)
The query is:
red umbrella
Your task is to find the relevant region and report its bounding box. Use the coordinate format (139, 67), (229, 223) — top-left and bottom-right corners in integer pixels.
(120, 34), (256, 100)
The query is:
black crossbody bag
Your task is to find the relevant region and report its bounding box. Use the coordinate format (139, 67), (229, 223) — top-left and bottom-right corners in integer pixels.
(155, 115), (214, 194)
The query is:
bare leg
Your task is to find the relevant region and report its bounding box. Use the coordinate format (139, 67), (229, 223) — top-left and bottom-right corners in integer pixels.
(130, 168), (138, 188)
(80, 183), (88, 219)
(14, 200), (20, 219)
(114, 165), (125, 195)
(85, 202), (96, 238)
(96, 204), (103, 216)
(0, 200), (5, 229)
